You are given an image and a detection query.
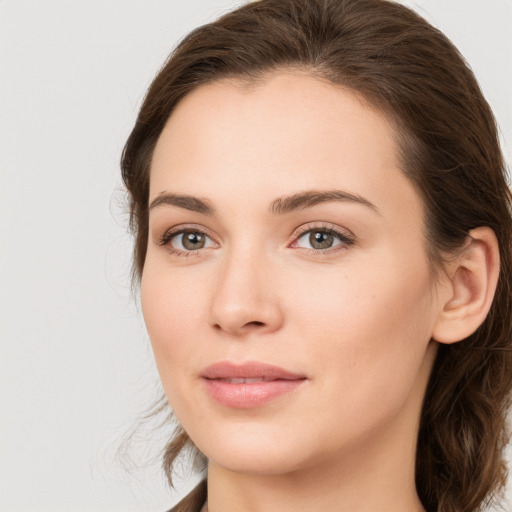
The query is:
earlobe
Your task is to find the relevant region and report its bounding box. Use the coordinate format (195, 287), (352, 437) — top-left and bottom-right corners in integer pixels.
(432, 227), (500, 344)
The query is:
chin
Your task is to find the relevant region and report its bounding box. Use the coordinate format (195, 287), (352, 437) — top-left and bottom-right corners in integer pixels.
(191, 426), (312, 476)
(206, 449), (307, 477)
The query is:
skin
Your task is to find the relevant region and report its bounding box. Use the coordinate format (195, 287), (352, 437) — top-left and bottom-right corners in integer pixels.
(141, 72), (454, 512)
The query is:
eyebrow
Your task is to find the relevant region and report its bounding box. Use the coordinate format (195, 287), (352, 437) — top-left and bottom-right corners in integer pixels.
(148, 189), (380, 216)
(269, 189), (380, 215)
(149, 193), (216, 215)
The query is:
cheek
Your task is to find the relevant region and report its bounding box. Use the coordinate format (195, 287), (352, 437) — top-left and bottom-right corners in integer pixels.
(288, 253), (435, 410)
(291, 253), (433, 343)
(140, 261), (215, 425)
(140, 260), (207, 373)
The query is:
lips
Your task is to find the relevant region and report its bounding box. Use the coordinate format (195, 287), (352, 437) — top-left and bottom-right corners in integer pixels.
(215, 377), (276, 383)
(202, 361), (305, 380)
(201, 361), (307, 408)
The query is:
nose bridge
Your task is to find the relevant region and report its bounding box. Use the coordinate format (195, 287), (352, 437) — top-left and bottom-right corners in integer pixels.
(209, 239), (283, 335)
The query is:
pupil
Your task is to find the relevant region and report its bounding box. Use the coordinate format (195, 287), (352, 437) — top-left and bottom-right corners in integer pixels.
(310, 231), (333, 249)
(183, 232), (205, 250)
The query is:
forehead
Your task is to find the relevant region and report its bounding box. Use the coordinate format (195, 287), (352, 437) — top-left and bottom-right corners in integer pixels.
(150, 72), (420, 221)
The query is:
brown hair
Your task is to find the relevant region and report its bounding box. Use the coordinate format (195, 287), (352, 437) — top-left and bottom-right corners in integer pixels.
(121, 1), (512, 510)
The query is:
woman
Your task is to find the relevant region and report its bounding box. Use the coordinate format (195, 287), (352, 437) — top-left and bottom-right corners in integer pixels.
(121, 0), (512, 511)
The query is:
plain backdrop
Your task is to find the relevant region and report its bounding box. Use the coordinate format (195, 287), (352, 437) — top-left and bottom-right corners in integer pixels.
(1, 1), (511, 511)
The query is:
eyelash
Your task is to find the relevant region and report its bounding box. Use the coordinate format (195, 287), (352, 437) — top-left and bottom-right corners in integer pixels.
(158, 223), (355, 257)
(158, 224), (215, 258)
(291, 223), (355, 254)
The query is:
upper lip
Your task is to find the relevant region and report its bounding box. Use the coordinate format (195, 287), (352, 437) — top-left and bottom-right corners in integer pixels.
(201, 361), (306, 381)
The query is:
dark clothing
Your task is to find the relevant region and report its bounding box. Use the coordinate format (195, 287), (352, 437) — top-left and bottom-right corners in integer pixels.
(168, 480), (207, 512)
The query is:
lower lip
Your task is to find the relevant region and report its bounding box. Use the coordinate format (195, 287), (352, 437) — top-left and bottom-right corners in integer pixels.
(203, 378), (306, 408)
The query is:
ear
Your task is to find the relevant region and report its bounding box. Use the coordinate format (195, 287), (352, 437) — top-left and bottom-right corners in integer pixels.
(432, 227), (500, 344)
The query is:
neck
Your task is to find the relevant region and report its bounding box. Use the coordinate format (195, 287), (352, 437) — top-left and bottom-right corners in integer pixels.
(206, 435), (425, 512)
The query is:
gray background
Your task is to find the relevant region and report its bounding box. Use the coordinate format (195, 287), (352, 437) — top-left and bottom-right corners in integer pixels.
(1, 1), (511, 510)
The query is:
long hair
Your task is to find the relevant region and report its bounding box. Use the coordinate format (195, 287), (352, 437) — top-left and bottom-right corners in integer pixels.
(121, 1), (512, 510)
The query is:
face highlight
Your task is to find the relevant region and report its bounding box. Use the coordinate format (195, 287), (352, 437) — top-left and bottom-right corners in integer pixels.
(141, 72), (443, 477)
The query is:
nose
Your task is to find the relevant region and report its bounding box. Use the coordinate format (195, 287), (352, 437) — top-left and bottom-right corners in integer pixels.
(209, 249), (284, 336)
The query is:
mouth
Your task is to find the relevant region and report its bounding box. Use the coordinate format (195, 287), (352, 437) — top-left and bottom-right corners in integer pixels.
(201, 361), (307, 409)
(201, 361), (306, 380)
(215, 377), (285, 383)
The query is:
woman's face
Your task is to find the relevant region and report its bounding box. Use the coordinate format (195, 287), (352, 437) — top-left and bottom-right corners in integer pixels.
(142, 72), (444, 475)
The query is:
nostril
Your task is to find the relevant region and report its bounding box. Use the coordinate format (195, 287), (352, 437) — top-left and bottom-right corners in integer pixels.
(247, 321), (265, 327)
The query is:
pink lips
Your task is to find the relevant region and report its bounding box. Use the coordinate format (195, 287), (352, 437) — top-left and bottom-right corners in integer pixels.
(201, 361), (307, 408)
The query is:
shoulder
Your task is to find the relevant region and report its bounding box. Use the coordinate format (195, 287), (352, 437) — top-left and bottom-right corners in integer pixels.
(167, 480), (207, 512)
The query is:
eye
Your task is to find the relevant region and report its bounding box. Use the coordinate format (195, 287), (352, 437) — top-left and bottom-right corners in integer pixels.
(160, 228), (217, 253)
(292, 226), (355, 251)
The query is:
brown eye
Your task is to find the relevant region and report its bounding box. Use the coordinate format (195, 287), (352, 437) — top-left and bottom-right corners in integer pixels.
(171, 230), (210, 251)
(309, 231), (335, 249)
(293, 227), (354, 252)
